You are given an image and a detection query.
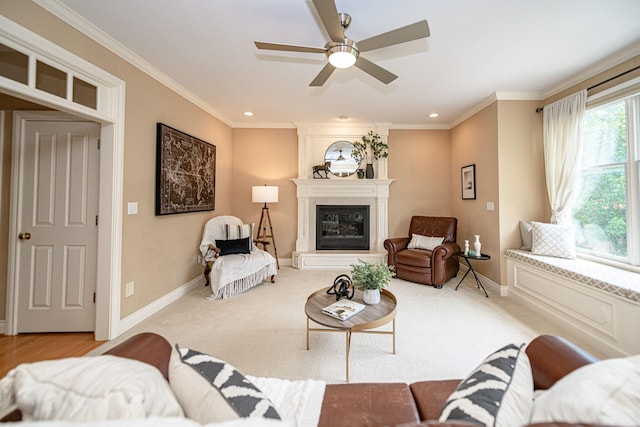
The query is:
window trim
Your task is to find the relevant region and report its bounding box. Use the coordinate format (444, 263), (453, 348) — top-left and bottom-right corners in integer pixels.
(577, 77), (640, 267)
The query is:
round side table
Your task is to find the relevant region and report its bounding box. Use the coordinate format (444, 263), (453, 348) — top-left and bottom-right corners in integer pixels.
(455, 252), (490, 297)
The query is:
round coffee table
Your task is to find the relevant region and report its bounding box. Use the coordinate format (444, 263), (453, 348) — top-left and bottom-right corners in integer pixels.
(305, 287), (397, 382)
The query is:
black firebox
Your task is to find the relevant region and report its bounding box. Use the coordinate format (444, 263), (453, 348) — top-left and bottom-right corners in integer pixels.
(316, 205), (370, 250)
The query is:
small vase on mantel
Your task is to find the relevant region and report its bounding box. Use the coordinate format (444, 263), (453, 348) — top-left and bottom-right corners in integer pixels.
(365, 163), (374, 179)
(363, 289), (381, 305)
(474, 235), (482, 257)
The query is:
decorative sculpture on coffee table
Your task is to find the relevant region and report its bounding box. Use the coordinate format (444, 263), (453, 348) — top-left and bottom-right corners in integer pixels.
(326, 274), (355, 300)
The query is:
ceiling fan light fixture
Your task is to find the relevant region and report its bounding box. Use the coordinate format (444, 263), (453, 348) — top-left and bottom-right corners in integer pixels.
(326, 39), (358, 69)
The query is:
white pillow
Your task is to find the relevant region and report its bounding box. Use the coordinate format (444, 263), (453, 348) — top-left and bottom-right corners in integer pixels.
(531, 354), (640, 425)
(224, 223), (254, 240)
(439, 343), (533, 427)
(408, 234), (444, 251)
(0, 355), (183, 421)
(169, 346), (281, 424)
(519, 220), (532, 250)
(530, 221), (576, 259)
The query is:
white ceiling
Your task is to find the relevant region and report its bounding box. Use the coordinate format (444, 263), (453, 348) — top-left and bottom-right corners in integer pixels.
(54, 0), (640, 128)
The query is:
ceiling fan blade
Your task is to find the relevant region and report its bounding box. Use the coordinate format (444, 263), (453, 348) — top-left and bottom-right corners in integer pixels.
(309, 63), (336, 86)
(355, 57), (398, 85)
(312, 0), (345, 42)
(358, 20), (430, 52)
(255, 41), (326, 54)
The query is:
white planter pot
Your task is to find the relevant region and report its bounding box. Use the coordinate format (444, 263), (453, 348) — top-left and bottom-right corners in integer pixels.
(363, 289), (381, 305)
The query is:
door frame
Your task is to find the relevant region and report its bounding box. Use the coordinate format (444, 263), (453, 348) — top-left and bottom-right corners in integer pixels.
(1, 16), (125, 340)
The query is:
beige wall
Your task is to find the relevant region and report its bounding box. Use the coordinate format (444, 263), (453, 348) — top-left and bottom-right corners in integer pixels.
(387, 129), (453, 238)
(0, 1), (233, 319)
(451, 104), (500, 281)
(230, 128), (298, 258)
(496, 100), (548, 283)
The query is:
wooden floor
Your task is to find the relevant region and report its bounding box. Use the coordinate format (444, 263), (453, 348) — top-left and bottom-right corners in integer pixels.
(0, 333), (106, 378)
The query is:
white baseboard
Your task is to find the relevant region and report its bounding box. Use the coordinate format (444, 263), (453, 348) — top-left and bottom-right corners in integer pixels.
(117, 275), (204, 336)
(457, 263), (506, 296)
(0, 320), (5, 335)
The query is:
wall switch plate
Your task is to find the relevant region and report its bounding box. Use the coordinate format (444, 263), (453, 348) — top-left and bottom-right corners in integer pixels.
(487, 202), (495, 211)
(125, 281), (134, 297)
(127, 202), (138, 215)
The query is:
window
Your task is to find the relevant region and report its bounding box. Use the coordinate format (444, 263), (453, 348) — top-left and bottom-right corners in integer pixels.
(572, 80), (640, 267)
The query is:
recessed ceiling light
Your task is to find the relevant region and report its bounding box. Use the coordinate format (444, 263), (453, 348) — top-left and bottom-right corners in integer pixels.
(337, 115), (349, 121)
(428, 113), (439, 118)
(243, 111), (254, 117)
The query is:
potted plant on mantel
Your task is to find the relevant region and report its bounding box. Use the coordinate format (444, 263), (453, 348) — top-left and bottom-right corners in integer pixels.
(351, 259), (395, 305)
(352, 131), (388, 179)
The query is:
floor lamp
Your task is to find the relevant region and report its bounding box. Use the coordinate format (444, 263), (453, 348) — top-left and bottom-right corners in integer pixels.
(252, 185), (279, 268)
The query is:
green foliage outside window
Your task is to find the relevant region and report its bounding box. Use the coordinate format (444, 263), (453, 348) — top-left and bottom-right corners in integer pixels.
(573, 100), (628, 257)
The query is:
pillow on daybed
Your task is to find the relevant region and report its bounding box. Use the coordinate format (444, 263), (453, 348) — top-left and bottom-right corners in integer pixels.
(439, 343), (533, 427)
(519, 220), (533, 250)
(530, 221), (576, 259)
(0, 355), (183, 421)
(169, 345), (281, 424)
(531, 354), (640, 425)
(408, 234), (444, 251)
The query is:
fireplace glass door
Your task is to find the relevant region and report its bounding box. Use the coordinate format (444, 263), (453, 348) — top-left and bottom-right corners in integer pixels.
(316, 205), (370, 250)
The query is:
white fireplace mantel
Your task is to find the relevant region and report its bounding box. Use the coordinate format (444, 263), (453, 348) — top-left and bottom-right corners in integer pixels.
(292, 178), (393, 269)
(291, 122), (394, 270)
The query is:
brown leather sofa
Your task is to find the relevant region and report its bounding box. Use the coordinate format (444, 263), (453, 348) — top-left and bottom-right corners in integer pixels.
(384, 216), (461, 287)
(1, 332), (604, 426)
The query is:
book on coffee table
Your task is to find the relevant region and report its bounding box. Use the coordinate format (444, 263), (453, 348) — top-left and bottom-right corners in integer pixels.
(322, 300), (365, 321)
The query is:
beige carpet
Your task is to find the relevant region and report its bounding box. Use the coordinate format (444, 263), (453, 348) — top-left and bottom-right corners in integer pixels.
(92, 267), (580, 384)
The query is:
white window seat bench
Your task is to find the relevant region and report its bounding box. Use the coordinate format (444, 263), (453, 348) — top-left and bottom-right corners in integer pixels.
(505, 249), (640, 357)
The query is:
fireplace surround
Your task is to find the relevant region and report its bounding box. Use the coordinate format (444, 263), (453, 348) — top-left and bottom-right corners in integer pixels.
(291, 123), (393, 269)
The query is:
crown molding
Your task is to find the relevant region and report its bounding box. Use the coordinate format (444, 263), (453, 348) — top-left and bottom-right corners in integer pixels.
(33, 0), (233, 127)
(231, 121), (297, 129)
(389, 123), (451, 130)
(450, 91), (543, 128)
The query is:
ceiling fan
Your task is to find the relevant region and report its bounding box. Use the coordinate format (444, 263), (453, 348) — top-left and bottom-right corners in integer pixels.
(254, 0), (430, 86)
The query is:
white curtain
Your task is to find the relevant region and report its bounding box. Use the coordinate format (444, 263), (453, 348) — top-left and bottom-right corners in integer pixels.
(543, 89), (587, 224)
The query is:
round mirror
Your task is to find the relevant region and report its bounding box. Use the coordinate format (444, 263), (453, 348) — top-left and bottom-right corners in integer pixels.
(324, 141), (360, 177)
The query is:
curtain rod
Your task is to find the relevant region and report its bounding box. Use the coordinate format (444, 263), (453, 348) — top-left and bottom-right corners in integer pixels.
(535, 64), (640, 113)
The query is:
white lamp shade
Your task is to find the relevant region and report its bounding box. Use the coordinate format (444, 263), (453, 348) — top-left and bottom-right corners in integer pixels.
(252, 185), (278, 203)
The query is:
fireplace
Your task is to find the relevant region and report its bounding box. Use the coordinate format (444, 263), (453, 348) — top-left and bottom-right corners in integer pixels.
(291, 122), (392, 269)
(316, 205), (370, 250)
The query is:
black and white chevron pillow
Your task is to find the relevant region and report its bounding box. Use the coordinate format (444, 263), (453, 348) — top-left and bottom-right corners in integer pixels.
(439, 343), (534, 427)
(169, 345), (280, 423)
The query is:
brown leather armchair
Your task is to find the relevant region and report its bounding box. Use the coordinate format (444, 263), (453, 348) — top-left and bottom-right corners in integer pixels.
(384, 216), (461, 288)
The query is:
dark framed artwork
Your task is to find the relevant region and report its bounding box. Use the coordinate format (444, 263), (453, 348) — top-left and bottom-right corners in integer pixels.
(155, 123), (216, 215)
(461, 164), (476, 200)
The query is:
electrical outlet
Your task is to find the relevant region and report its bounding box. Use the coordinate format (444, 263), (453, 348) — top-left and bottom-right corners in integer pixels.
(125, 281), (134, 297)
(486, 202), (495, 211)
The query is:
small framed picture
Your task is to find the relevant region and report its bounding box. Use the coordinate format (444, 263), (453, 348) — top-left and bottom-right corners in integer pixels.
(461, 164), (476, 200)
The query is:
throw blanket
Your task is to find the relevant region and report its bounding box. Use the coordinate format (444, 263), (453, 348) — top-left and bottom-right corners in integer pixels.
(247, 376), (326, 427)
(207, 250), (277, 300)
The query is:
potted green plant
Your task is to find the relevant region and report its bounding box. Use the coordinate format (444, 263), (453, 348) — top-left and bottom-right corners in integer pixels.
(352, 131), (388, 179)
(350, 259), (395, 305)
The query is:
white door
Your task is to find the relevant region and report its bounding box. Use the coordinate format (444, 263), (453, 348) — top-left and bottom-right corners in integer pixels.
(16, 120), (100, 332)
